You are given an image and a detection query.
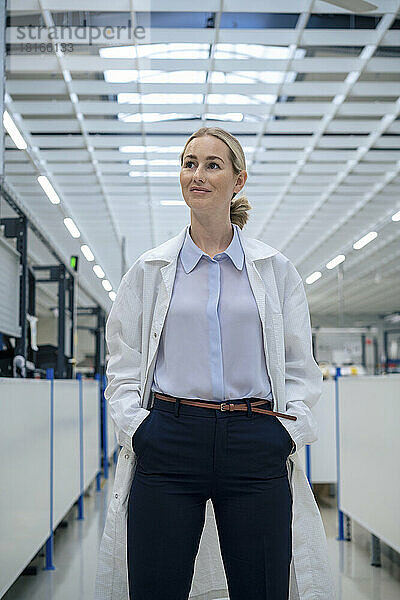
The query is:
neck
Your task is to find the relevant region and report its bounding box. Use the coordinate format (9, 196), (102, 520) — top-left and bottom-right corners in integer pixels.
(189, 219), (234, 257)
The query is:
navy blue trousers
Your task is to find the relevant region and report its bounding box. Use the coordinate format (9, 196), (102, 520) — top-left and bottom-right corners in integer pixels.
(127, 394), (293, 600)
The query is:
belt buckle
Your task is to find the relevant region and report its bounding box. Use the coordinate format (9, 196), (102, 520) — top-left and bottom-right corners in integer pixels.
(220, 402), (234, 411)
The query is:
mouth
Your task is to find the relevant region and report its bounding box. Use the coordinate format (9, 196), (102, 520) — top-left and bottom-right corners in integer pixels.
(190, 188), (211, 193)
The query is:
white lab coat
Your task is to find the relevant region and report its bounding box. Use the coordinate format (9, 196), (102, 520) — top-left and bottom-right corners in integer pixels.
(94, 224), (336, 600)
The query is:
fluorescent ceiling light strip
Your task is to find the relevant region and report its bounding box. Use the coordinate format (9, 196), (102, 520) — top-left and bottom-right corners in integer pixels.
(93, 264), (105, 278)
(353, 231), (377, 250)
(81, 244), (94, 261)
(326, 255), (345, 270)
(63, 217), (80, 239)
(102, 279), (112, 292)
(119, 145), (182, 153)
(128, 159), (180, 166)
(118, 112), (202, 123)
(305, 271), (322, 285)
(109, 291), (116, 302)
(392, 210), (400, 222)
(129, 171), (180, 177)
(37, 175), (61, 204)
(3, 111), (27, 150)
(118, 112), (170, 123)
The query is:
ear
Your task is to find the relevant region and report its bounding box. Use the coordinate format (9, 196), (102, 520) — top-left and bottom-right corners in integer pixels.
(234, 170), (248, 194)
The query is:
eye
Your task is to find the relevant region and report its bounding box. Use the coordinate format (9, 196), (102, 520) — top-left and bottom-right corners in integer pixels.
(183, 160), (220, 169)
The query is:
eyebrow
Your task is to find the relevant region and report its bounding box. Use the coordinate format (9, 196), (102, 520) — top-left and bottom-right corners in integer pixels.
(184, 154), (225, 163)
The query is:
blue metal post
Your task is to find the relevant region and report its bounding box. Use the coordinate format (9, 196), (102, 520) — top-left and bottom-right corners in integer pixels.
(102, 374), (109, 479)
(44, 368), (55, 570)
(76, 373), (84, 520)
(305, 443), (312, 485)
(335, 366), (345, 540)
(94, 373), (102, 491)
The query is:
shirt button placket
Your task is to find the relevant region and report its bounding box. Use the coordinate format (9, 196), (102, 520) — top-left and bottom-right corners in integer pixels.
(208, 257), (224, 401)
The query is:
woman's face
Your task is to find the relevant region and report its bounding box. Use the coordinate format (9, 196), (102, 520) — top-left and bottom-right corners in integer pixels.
(180, 135), (247, 213)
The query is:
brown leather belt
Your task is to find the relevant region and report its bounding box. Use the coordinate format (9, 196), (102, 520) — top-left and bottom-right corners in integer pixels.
(154, 392), (297, 421)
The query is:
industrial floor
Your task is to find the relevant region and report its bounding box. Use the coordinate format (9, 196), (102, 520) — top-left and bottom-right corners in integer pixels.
(2, 457), (400, 600)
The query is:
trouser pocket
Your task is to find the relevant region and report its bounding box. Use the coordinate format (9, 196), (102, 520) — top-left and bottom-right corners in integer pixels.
(132, 410), (155, 459)
(227, 413), (291, 478)
(273, 416), (296, 455)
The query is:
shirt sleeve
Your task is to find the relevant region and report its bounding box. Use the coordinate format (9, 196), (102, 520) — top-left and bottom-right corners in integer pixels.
(104, 276), (150, 451)
(276, 271), (322, 454)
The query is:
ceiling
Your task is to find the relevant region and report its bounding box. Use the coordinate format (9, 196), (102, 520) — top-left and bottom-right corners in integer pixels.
(2, 0), (400, 321)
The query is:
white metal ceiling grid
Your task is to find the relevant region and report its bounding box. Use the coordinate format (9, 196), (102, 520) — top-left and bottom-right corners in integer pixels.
(308, 234), (400, 313)
(3, 0), (400, 318)
(301, 208), (400, 280)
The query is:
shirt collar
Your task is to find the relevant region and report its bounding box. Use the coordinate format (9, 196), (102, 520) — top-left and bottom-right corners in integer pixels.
(180, 223), (245, 273)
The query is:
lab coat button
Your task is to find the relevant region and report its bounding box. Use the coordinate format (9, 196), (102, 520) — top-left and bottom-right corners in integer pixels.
(153, 332), (157, 337)
(124, 454), (129, 459)
(114, 493), (118, 498)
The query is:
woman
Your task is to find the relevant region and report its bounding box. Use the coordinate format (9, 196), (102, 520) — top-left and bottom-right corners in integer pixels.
(94, 127), (336, 600)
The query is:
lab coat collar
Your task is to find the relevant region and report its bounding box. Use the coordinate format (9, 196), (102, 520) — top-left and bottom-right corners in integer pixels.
(143, 222), (279, 265)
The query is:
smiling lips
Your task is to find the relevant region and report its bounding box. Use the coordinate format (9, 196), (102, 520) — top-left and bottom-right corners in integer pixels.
(191, 187), (211, 193)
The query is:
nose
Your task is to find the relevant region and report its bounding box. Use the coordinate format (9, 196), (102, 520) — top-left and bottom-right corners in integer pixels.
(193, 165), (205, 182)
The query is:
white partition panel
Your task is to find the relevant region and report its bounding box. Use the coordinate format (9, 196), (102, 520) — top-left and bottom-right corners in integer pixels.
(309, 379), (337, 483)
(338, 375), (400, 553)
(285, 380), (335, 481)
(83, 380), (100, 489)
(0, 378), (51, 598)
(1, 377), (101, 597)
(53, 380), (80, 528)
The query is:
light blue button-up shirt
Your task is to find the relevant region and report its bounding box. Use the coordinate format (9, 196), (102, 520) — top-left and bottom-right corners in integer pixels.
(151, 222), (273, 403)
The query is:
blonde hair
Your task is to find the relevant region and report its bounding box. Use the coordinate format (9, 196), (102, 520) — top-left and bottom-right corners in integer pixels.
(180, 126), (252, 229)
